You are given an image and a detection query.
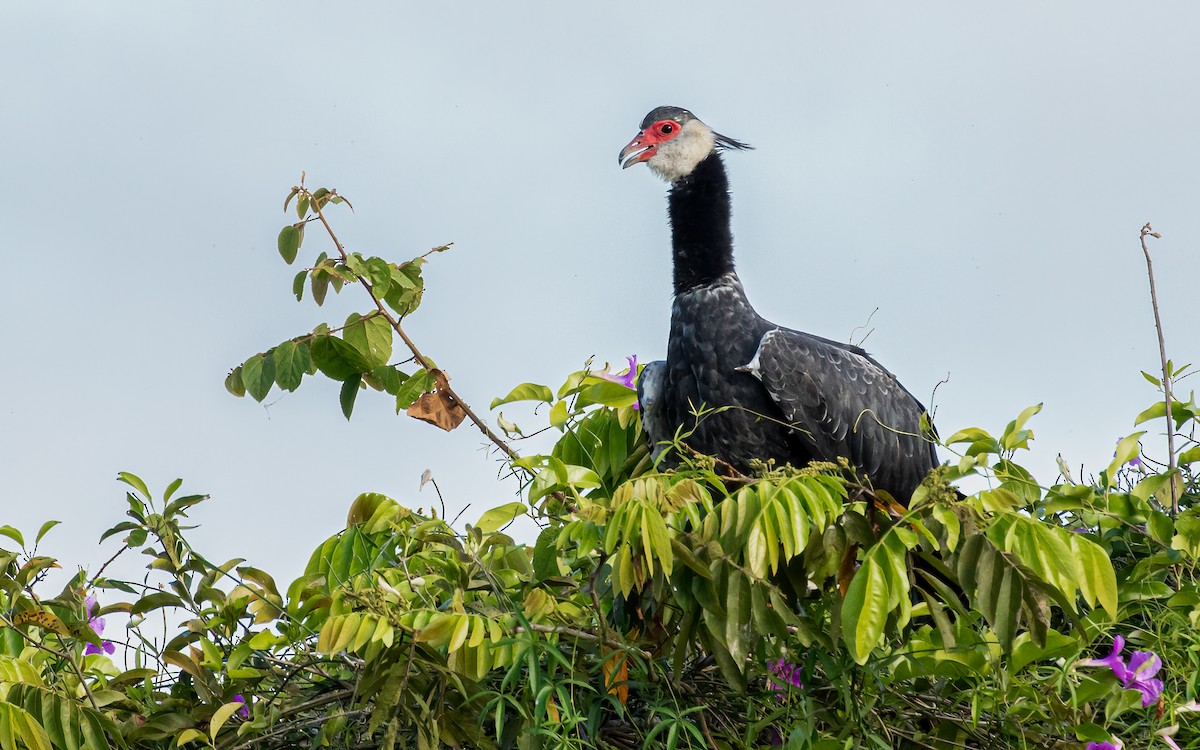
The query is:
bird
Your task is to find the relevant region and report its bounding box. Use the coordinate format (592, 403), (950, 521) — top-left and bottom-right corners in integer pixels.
(619, 106), (938, 503)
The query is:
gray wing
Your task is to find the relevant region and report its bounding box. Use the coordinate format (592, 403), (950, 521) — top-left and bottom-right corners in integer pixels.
(740, 328), (938, 499)
(637, 360), (671, 464)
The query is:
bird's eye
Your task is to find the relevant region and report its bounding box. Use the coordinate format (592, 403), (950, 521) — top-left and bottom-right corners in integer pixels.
(659, 123), (675, 135)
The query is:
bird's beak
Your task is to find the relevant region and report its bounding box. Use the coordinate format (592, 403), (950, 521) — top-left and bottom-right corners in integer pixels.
(619, 130), (655, 169)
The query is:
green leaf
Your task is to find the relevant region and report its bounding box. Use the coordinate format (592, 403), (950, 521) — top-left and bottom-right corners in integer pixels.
(310, 335), (369, 380)
(272, 340), (310, 392)
(474, 502), (526, 533)
(1069, 535), (1117, 615)
(549, 400), (569, 428)
(1000, 403), (1042, 451)
(131, 592), (185, 615)
(292, 269), (307, 301)
(0, 525), (24, 550)
(224, 366), (245, 397)
(1010, 629), (1078, 673)
(383, 260), (425, 317)
(490, 383), (554, 409)
(532, 527), (561, 581)
(1147, 510), (1174, 544)
(34, 521), (59, 546)
(343, 313), (393, 368)
(1134, 396), (1200, 429)
(340, 375), (362, 420)
(394, 370), (434, 411)
(311, 270), (330, 306)
(842, 556), (889, 664)
(0, 701), (52, 750)
(577, 381), (638, 409)
(117, 471), (151, 499)
(277, 224), (301, 265)
(209, 700), (244, 742)
(1107, 432), (1145, 477)
(241, 353), (275, 402)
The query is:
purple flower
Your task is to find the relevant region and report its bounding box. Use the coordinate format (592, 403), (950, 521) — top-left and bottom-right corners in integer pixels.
(1086, 742), (1121, 750)
(232, 694), (250, 719)
(1128, 650), (1164, 706)
(598, 355), (640, 410)
(83, 594), (116, 656)
(1078, 635), (1163, 707)
(766, 657), (803, 701)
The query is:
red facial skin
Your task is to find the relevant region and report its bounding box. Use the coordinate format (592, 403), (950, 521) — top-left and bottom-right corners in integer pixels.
(619, 119), (684, 167)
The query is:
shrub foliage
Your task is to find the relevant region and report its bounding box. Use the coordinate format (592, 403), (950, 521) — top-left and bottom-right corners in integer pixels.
(2, 184), (1198, 750)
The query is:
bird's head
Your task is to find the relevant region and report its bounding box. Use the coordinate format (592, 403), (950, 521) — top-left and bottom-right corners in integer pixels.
(619, 106), (751, 182)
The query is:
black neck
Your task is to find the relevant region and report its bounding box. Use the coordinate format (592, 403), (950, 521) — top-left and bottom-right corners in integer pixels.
(668, 152), (736, 294)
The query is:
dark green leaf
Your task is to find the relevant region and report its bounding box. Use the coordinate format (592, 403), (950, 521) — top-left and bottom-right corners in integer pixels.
(292, 269), (307, 301)
(310, 336), (369, 380)
(164, 494), (208, 518)
(131, 592), (185, 615)
(241, 353), (275, 402)
(272, 340), (310, 392)
(277, 225), (301, 265)
(340, 375), (362, 420)
(364, 365), (404, 394)
(532, 527), (561, 581)
(312, 270), (330, 306)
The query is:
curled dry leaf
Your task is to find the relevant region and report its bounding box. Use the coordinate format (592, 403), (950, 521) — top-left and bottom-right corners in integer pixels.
(406, 369), (467, 432)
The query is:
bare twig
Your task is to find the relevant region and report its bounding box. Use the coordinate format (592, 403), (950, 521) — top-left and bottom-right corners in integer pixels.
(87, 543), (130, 588)
(1139, 223), (1181, 515)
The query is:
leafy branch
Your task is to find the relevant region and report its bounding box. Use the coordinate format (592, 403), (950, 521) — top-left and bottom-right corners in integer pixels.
(305, 186), (522, 465)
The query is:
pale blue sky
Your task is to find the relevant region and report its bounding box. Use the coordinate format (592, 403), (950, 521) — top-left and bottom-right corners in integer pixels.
(3, 3), (1198, 586)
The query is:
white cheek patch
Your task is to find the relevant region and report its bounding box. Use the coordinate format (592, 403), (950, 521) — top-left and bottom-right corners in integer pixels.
(648, 121), (716, 182)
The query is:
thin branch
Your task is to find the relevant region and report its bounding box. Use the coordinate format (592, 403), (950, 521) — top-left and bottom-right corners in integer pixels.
(225, 708), (368, 750)
(309, 198), (525, 468)
(511, 622), (652, 660)
(0, 612), (101, 712)
(1139, 223), (1181, 515)
(87, 543), (130, 588)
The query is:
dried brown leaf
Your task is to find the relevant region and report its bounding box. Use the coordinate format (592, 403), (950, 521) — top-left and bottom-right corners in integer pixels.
(406, 369), (467, 431)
